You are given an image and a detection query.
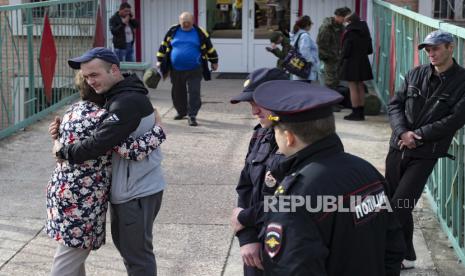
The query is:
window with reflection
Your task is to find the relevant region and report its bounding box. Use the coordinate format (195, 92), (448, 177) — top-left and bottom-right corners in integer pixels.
(206, 0), (243, 39)
(254, 0), (290, 39)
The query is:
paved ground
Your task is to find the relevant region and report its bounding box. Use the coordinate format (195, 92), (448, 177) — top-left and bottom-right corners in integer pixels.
(0, 77), (464, 275)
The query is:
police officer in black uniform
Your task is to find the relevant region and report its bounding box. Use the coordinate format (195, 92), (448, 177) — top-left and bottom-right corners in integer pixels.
(230, 68), (288, 276)
(253, 80), (405, 276)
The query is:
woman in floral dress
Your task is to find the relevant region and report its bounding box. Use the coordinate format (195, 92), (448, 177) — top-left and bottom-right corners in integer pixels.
(46, 71), (166, 275)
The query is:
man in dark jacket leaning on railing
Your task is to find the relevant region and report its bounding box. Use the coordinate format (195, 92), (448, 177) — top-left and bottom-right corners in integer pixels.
(386, 30), (465, 270)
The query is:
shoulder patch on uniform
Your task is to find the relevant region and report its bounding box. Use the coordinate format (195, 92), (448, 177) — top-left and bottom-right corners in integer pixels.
(104, 113), (119, 123)
(265, 223), (283, 258)
(274, 172), (298, 196)
(351, 182), (390, 225)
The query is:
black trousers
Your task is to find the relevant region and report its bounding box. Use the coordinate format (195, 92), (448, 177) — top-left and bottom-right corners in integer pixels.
(111, 191), (164, 276)
(170, 66), (203, 118)
(244, 264), (263, 276)
(385, 149), (437, 261)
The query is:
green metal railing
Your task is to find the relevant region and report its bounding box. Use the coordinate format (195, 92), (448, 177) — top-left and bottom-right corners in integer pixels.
(373, 0), (465, 265)
(0, 0), (100, 139)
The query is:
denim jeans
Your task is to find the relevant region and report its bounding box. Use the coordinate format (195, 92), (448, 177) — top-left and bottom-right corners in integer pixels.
(114, 42), (134, 62)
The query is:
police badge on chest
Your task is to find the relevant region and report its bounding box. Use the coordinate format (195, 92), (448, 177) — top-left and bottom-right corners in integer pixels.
(264, 170), (277, 188)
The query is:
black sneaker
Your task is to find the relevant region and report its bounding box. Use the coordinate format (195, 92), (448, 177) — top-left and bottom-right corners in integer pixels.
(174, 114), (186, 120)
(188, 117), (198, 126)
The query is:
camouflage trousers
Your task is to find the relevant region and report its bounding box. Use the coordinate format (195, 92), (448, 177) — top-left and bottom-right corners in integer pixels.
(322, 61), (340, 89)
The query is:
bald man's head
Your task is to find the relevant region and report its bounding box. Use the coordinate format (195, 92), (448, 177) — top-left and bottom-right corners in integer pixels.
(179, 12), (194, 31)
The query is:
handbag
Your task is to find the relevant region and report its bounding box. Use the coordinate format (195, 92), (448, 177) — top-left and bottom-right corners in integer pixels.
(282, 33), (312, 78)
(143, 68), (162, 89)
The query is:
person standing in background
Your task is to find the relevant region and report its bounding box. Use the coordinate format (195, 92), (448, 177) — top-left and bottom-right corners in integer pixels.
(317, 7), (351, 89)
(339, 12), (373, 121)
(109, 3), (139, 62)
(157, 12), (219, 127)
(266, 31), (291, 70)
(233, 0), (243, 28)
(289, 15), (319, 83)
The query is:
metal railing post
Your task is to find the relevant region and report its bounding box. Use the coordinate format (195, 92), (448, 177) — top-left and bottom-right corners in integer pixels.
(26, 7), (35, 116)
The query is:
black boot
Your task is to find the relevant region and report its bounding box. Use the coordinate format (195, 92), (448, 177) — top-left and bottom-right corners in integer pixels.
(188, 117), (198, 126)
(358, 106), (365, 121)
(344, 107), (365, 121)
(344, 107), (358, 120)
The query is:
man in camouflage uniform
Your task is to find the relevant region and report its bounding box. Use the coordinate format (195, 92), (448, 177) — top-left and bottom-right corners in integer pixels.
(317, 7), (351, 89)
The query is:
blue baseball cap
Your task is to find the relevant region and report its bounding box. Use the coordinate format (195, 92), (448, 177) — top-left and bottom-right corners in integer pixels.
(68, 47), (120, 69)
(253, 80), (343, 122)
(418, 30), (454, 50)
(230, 68), (289, 104)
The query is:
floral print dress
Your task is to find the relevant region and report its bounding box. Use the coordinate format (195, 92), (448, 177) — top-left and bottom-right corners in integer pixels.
(46, 101), (165, 250)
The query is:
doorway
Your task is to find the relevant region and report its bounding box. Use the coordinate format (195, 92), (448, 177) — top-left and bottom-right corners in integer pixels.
(200, 0), (298, 72)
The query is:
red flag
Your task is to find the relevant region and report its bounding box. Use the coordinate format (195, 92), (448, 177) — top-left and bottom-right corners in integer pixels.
(39, 14), (57, 104)
(93, 5), (105, 47)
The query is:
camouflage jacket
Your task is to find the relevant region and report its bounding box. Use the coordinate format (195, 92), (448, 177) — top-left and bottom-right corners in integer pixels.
(268, 37), (291, 69)
(317, 17), (344, 63)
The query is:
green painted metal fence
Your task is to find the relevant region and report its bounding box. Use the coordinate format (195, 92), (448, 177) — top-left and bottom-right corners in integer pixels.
(0, 0), (100, 139)
(372, 0), (465, 265)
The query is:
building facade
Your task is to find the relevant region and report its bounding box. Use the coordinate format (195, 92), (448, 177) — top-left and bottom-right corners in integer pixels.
(13, 0), (370, 73)
(111, 0), (364, 73)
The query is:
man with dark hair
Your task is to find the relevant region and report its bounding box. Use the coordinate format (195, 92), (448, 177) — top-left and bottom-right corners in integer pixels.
(386, 30), (465, 270)
(110, 2), (139, 61)
(50, 47), (165, 275)
(316, 7), (351, 89)
(255, 81), (405, 275)
(157, 12), (218, 126)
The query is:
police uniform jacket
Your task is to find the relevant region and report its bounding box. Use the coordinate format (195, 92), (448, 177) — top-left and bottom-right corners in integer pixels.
(236, 125), (285, 246)
(263, 133), (405, 276)
(157, 24), (218, 81)
(388, 60), (465, 159)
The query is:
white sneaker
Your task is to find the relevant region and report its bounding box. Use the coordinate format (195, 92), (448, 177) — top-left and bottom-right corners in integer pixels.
(401, 259), (415, 270)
